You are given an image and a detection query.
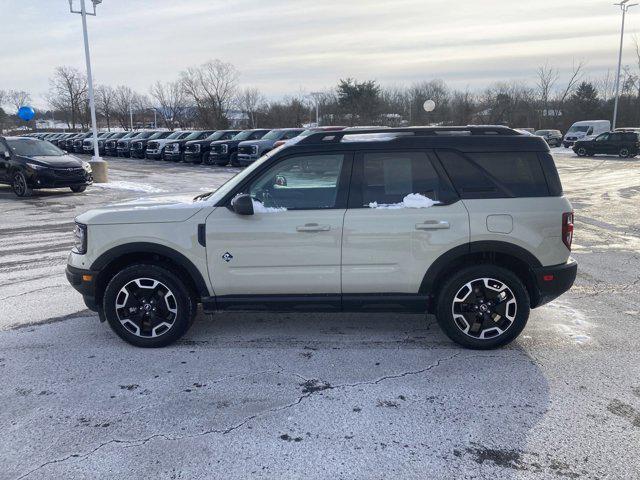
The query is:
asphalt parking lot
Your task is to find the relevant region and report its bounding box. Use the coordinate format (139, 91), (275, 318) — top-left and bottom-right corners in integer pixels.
(1, 150), (639, 479)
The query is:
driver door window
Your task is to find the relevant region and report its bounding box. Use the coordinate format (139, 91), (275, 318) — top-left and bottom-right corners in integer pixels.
(248, 153), (347, 210)
(595, 133), (609, 142)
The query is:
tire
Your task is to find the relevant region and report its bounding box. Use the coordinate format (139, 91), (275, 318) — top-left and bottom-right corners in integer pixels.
(70, 185), (87, 193)
(619, 147), (630, 158)
(435, 265), (530, 350)
(102, 264), (196, 347)
(575, 147), (588, 157)
(12, 171), (33, 197)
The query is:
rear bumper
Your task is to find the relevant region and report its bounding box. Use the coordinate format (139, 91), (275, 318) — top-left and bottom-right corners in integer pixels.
(532, 257), (577, 307)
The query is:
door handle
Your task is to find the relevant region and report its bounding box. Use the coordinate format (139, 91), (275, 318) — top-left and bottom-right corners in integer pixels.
(296, 223), (331, 232)
(415, 220), (450, 230)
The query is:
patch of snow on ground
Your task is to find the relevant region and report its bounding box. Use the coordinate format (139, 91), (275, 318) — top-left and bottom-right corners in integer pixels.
(369, 193), (439, 209)
(545, 300), (594, 345)
(93, 181), (166, 193)
(252, 199), (287, 213)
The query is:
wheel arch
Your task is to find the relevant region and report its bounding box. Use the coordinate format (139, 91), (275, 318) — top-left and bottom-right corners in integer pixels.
(421, 241), (542, 312)
(91, 242), (210, 306)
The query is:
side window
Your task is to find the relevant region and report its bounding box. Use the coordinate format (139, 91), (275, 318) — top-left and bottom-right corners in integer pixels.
(247, 153), (346, 210)
(249, 131), (265, 140)
(437, 150), (503, 199)
(595, 133), (609, 142)
(223, 132), (235, 140)
(283, 130), (301, 140)
(438, 150), (549, 198)
(624, 133), (638, 141)
(609, 133), (622, 142)
(356, 151), (455, 207)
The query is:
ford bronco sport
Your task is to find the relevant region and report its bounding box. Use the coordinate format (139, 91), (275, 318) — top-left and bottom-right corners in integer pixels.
(66, 126), (577, 349)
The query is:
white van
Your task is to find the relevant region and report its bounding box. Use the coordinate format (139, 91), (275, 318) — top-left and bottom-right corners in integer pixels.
(563, 120), (610, 147)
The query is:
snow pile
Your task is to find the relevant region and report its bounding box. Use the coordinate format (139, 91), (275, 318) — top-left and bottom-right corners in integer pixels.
(368, 193), (439, 209)
(252, 199), (287, 213)
(93, 181), (165, 193)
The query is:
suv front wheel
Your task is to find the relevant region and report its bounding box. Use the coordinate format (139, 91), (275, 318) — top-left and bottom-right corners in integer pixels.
(103, 264), (196, 347)
(435, 265), (530, 349)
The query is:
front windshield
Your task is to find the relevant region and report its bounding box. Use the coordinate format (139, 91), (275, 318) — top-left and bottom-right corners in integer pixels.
(135, 131), (155, 139)
(261, 130), (283, 141)
(205, 131), (228, 141)
(568, 126), (590, 133)
(166, 131), (185, 140)
(148, 131), (167, 140)
(231, 130), (255, 141)
(122, 131), (138, 139)
(7, 139), (65, 157)
(535, 130), (550, 135)
(185, 131), (207, 141)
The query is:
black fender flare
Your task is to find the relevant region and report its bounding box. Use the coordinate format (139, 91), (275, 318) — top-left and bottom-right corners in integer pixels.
(91, 242), (210, 297)
(420, 241), (542, 294)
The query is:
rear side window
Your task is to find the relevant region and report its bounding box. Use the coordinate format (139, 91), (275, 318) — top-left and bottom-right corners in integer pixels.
(437, 150), (550, 198)
(610, 133), (622, 142)
(353, 151), (457, 207)
(623, 133), (638, 141)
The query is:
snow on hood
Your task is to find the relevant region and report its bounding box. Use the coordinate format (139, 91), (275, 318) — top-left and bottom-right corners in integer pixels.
(75, 192), (207, 225)
(368, 193), (439, 209)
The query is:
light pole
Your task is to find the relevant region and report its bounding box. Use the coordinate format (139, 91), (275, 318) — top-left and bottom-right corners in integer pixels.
(68, 0), (107, 182)
(612, 0), (637, 130)
(310, 92), (322, 126)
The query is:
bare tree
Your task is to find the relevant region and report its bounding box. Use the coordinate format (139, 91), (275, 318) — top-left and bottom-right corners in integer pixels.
(112, 85), (136, 129)
(536, 62), (559, 128)
(556, 60), (585, 106)
(236, 87), (265, 128)
(150, 80), (189, 128)
(180, 59), (239, 128)
(95, 85), (115, 131)
(7, 90), (32, 111)
(0, 89), (7, 108)
(47, 66), (88, 129)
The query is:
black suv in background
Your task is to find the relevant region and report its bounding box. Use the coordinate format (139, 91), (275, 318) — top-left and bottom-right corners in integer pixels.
(117, 131), (157, 157)
(184, 130), (240, 164)
(163, 131), (216, 162)
(208, 129), (270, 166)
(96, 132), (126, 155)
(130, 131), (172, 159)
(535, 129), (563, 147)
(105, 131), (138, 156)
(574, 131), (640, 158)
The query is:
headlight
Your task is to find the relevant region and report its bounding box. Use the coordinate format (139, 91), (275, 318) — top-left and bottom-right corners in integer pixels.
(193, 144), (201, 152)
(26, 163), (44, 170)
(221, 144), (228, 154)
(82, 161), (92, 173)
(73, 223), (87, 254)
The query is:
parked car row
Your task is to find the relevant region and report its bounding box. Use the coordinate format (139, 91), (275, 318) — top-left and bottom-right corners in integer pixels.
(30, 127), (345, 167)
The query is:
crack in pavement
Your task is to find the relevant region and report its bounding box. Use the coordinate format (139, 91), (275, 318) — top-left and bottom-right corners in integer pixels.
(15, 351), (486, 478)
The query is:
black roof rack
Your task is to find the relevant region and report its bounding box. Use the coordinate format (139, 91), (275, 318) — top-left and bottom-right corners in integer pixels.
(296, 125), (520, 145)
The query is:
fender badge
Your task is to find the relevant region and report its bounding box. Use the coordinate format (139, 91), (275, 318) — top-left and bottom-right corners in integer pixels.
(222, 252), (233, 262)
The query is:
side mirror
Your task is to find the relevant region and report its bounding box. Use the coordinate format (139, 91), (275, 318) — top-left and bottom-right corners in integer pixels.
(231, 194), (254, 215)
(3, 151), (9, 159)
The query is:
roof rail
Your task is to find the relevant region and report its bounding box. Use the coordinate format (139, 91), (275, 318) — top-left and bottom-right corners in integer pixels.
(296, 125), (520, 145)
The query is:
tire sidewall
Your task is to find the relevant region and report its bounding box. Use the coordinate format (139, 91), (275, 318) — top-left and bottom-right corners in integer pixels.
(619, 148), (629, 158)
(12, 171), (32, 197)
(576, 147), (587, 157)
(436, 265), (531, 350)
(103, 264), (195, 347)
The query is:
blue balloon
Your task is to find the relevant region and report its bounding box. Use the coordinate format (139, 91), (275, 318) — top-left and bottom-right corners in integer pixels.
(18, 106), (35, 121)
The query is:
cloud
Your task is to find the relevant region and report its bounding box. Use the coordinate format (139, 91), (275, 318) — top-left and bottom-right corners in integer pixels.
(0, 0), (635, 108)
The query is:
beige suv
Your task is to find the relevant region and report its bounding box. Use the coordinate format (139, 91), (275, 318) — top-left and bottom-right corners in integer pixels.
(66, 126), (577, 349)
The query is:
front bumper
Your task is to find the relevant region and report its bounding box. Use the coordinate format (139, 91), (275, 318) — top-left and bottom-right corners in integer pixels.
(532, 257), (577, 307)
(237, 154), (259, 165)
(66, 265), (100, 311)
(27, 168), (93, 189)
(163, 152), (182, 161)
(208, 153), (230, 164)
(146, 149), (162, 159)
(184, 152), (202, 163)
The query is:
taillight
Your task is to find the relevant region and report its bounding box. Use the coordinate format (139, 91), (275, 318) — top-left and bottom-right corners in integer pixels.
(562, 212), (574, 250)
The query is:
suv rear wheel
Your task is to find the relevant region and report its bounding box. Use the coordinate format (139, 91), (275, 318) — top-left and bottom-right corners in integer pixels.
(103, 264), (196, 347)
(435, 265), (530, 349)
(619, 147), (631, 158)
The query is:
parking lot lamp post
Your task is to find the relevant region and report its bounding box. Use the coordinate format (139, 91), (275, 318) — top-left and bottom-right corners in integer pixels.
(310, 92), (322, 126)
(68, 0), (107, 182)
(613, 1), (637, 130)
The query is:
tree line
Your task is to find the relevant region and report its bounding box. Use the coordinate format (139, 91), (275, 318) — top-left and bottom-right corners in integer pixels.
(4, 56), (640, 133)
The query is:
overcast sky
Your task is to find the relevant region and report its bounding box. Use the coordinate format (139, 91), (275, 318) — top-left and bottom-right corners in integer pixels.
(0, 0), (638, 108)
